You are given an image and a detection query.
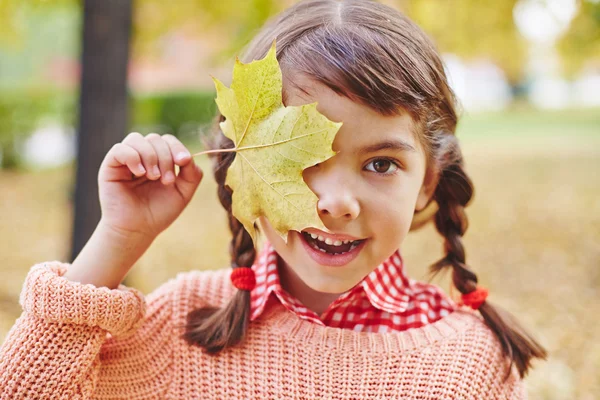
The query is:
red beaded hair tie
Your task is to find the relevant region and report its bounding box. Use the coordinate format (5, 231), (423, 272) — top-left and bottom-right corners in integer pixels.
(460, 286), (489, 310)
(230, 266), (256, 291)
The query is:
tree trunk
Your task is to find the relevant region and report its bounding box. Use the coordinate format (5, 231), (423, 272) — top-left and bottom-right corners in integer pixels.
(0, 141), (19, 169)
(71, 0), (132, 261)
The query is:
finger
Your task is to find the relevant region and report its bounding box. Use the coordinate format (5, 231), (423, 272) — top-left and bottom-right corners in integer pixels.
(146, 133), (175, 185)
(123, 132), (161, 180)
(161, 134), (191, 167)
(175, 159), (203, 202)
(101, 143), (147, 181)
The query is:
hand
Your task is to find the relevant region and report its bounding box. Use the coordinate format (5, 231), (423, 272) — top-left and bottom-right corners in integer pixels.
(98, 132), (203, 241)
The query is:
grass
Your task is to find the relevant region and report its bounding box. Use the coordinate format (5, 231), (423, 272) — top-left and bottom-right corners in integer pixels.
(0, 108), (598, 399)
(457, 107), (600, 138)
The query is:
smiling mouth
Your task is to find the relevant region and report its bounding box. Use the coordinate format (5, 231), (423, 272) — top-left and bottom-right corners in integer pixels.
(300, 231), (365, 255)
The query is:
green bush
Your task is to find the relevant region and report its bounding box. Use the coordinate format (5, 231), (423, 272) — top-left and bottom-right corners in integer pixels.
(130, 91), (218, 143)
(0, 90), (218, 168)
(0, 90), (74, 169)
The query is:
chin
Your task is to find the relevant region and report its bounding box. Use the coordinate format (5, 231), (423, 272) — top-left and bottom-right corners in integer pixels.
(301, 273), (357, 294)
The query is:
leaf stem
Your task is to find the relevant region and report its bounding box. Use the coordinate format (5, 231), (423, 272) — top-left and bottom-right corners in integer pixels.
(192, 148), (237, 157)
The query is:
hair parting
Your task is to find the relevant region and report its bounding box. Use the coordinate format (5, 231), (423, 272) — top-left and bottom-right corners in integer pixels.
(183, 0), (547, 377)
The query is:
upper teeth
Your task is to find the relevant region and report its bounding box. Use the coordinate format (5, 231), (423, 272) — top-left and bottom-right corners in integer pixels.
(310, 233), (354, 245)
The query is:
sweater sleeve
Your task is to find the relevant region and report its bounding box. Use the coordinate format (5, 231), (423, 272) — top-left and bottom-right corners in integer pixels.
(0, 261), (179, 399)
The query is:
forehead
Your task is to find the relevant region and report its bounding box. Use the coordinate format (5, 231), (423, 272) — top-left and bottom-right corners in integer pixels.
(282, 74), (420, 152)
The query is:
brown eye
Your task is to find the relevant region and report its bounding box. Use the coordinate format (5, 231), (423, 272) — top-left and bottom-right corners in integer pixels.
(365, 158), (399, 175)
(373, 160), (390, 173)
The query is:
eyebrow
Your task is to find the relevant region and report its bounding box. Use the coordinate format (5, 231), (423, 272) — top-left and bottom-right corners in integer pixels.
(357, 139), (417, 155)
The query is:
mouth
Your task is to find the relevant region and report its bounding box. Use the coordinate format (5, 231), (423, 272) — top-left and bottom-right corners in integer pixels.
(300, 231), (365, 254)
(298, 230), (367, 267)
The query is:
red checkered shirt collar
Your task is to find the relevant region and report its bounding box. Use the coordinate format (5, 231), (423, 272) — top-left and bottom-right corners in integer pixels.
(249, 242), (456, 331)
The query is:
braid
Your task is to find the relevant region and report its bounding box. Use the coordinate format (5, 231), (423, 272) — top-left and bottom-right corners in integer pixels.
(182, 116), (256, 354)
(431, 136), (547, 379)
(431, 164), (477, 292)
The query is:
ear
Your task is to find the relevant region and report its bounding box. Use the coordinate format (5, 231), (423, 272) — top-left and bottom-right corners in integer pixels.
(415, 165), (440, 212)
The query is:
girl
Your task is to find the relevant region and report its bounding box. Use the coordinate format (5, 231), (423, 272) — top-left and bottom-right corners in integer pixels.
(0, 0), (546, 398)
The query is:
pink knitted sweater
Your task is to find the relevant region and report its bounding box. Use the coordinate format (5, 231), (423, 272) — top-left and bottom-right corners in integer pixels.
(0, 261), (526, 399)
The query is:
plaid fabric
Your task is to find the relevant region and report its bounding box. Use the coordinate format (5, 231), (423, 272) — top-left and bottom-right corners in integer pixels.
(249, 243), (456, 333)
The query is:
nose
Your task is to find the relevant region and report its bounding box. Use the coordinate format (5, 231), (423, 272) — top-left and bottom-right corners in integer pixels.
(303, 162), (360, 220)
(318, 192), (360, 220)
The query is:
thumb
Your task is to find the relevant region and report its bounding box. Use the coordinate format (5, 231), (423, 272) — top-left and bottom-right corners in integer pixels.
(175, 158), (203, 201)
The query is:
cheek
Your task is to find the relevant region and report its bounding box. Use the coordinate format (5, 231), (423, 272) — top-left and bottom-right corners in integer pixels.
(366, 196), (412, 230)
(258, 216), (279, 240)
(362, 178), (422, 230)
(258, 216), (292, 253)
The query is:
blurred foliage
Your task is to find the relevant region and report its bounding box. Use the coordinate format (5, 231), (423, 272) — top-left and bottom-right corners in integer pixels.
(401, 0), (526, 83)
(0, 89), (216, 169)
(130, 91), (217, 141)
(131, 0), (600, 82)
(0, 0), (22, 46)
(0, 2), (79, 93)
(0, 0), (74, 49)
(0, 91), (74, 169)
(558, 0), (600, 76)
(133, 0), (529, 81)
(132, 0), (285, 62)
(1, 0), (599, 80)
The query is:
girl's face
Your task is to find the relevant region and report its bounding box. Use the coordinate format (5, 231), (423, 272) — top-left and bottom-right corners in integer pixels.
(258, 75), (437, 295)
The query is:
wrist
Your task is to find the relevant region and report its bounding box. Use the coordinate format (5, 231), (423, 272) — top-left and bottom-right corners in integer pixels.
(65, 221), (155, 289)
(97, 218), (156, 249)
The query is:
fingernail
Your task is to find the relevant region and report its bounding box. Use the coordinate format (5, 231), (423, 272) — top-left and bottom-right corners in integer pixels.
(176, 152), (190, 161)
(164, 170), (175, 183)
(153, 165), (161, 177)
(137, 164), (146, 174)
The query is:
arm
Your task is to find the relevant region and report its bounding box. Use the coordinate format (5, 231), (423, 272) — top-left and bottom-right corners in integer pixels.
(1, 134), (201, 398)
(63, 219), (154, 290)
(0, 262), (178, 399)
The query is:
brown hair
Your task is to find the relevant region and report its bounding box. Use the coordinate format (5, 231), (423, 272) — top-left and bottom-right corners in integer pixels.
(182, 0), (547, 377)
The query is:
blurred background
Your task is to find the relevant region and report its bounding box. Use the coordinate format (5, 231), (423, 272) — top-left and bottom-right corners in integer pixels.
(0, 0), (598, 398)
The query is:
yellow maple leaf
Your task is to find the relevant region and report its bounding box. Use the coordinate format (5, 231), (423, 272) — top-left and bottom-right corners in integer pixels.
(212, 42), (342, 243)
